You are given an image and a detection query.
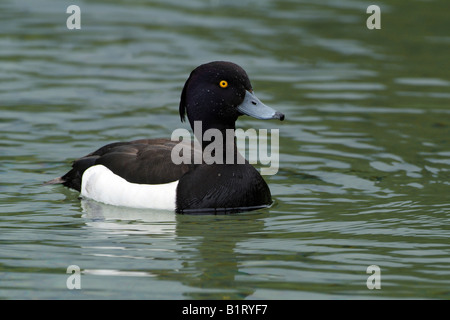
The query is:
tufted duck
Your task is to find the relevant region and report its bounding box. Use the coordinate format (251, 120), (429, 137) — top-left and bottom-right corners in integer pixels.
(46, 61), (285, 214)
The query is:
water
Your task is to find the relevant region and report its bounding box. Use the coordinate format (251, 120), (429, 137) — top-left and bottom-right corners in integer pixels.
(1, 0), (449, 299)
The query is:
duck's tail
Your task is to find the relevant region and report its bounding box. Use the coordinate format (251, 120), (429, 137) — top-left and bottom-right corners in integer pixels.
(43, 176), (65, 186)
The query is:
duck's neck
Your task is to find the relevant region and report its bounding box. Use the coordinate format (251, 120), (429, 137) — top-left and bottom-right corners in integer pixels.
(192, 121), (244, 164)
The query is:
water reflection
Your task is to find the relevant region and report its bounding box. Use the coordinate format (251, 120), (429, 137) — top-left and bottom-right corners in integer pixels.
(81, 199), (176, 236)
(80, 200), (267, 299)
(174, 213), (268, 299)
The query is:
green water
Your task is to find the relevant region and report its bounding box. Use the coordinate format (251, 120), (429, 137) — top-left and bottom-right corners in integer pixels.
(1, 0), (449, 299)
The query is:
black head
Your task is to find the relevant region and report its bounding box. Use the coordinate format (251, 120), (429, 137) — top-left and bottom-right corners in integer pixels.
(179, 61), (284, 135)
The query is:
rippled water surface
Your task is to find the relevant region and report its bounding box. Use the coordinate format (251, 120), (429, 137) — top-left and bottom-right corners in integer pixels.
(1, 0), (449, 299)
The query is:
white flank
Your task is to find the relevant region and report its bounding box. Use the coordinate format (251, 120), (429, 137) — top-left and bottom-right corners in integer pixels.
(80, 165), (178, 210)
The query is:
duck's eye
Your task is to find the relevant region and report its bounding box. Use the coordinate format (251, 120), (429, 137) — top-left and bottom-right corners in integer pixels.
(219, 80), (228, 88)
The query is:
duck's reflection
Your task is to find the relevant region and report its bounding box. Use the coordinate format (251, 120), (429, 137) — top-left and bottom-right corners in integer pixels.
(174, 213), (266, 299)
(81, 199), (176, 235)
(80, 199), (267, 299)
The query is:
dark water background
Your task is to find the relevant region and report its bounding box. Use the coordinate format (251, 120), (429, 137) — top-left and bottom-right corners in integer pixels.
(1, 0), (449, 299)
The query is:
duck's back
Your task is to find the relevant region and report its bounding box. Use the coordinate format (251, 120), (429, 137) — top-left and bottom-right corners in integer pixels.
(59, 139), (197, 191)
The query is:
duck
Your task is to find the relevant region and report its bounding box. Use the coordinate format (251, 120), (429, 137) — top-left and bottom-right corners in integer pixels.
(46, 61), (285, 214)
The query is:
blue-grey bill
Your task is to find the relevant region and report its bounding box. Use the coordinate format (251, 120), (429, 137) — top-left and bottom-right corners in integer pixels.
(237, 90), (285, 121)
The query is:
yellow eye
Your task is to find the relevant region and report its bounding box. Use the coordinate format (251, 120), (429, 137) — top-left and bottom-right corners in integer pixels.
(219, 80), (228, 88)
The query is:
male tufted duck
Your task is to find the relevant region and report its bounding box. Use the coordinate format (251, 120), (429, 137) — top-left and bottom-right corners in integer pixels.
(46, 61), (285, 214)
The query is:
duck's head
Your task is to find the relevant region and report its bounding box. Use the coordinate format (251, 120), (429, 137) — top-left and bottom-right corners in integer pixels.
(179, 61), (284, 135)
